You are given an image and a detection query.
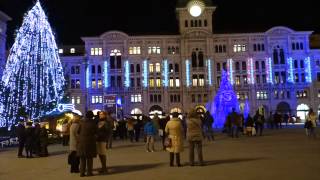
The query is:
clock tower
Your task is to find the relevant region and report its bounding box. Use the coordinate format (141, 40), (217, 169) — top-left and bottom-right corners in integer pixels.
(176, 0), (216, 34)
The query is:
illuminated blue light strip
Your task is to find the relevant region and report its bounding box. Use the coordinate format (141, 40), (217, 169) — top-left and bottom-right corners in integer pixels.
(124, 60), (130, 87)
(186, 60), (191, 87)
(247, 58), (255, 84)
(305, 57), (312, 83)
(162, 59), (169, 87)
(86, 65), (90, 88)
(227, 58), (234, 85)
(104, 61), (109, 88)
(287, 57), (294, 83)
(266, 57), (273, 84)
(142, 60), (148, 88)
(207, 59), (212, 86)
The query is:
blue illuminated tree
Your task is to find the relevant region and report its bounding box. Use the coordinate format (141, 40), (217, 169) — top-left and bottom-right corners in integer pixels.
(0, 1), (65, 128)
(208, 70), (239, 128)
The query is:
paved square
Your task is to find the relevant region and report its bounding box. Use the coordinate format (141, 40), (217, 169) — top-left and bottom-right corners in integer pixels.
(0, 128), (319, 180)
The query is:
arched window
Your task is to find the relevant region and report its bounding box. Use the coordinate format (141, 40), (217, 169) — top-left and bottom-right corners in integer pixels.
(292, 43), (295, 50)
(215, 45), (218, 53)
(175, 63), (179, 72)
(169, 63), (173, 72)
(191, 20), (194, 27)
(91, 65), (95, 74)
(185, 20), (188, 27)
(110, 49), (122, 69)
(218, 45), (222, 53)
(300, 60), (304, 69)
(223, 62), (227, 71)
(176, 47), (180, 54)
(242, 61), (246, 70)
(261, 44), (265, 51)
(136, 64), (140, 73)
(168, 47), (172, 54)
(97, 65), (102, 74)
(255, 61), (260, 70)
(299, 42), (303, 50)
(172, 47), (176, 54)
(217, 63), (221, 71)
(261, 61), (266, 69)
(279, 49), (285, 64)
(223, 45), (226, 52)
(71, 66), (75, 74)
(296, 42), (300, 50)
(195, 20), (198, 27)
(198, 51), (204, 67)
(204, 20), (207, 27)
(130, 64), (134, 73)
(192, 52), (197, 67)
(257, 44), (261, 51)
(253, 44), (257, 51)
(273, 49), (279, 64)
(294, 60), (298, 68)
(236, 62), (240, 71)
(198, 20), (202, 27)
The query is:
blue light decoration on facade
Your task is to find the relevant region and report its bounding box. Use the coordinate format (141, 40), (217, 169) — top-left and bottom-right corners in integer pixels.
(227, 59), (234, 85)
(162, 59), (169, 87)
(0, 1), (65, 128)
(103, 61), (109, 88)
(124, 60), (130, 87)
(142, 60), (148, 88)
(247, 58), (255, 84)
(287, 57), (294, 83)
(305, 56), (312, 83)
(86, 65), (90, 88)
(116, 98), (122, 106)
(186, 60), (191, 87)
(207, 59), (213, 86)
(266, 57), (273, 84)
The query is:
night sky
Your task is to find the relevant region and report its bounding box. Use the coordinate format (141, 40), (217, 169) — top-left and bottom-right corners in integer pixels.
(0, 0), (319, 46)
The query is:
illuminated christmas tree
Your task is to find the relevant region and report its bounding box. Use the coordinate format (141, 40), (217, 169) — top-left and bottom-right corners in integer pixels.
(0, 1), (64, 128)
(208, 70), (239, 128)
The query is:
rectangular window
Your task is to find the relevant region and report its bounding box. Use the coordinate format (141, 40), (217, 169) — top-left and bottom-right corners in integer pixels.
(233, 44), (246, 52)
(92, 79), (96, 89)
(156, 78), (161, 87)
(148, 46), (161, 54)
(155, 63), (161, 73)
(169, 78), (174, 87)
(90, 48), (102, 56)
(236, 76), (240, 85)
(149, 79), (155, 87)
(70, 48), (75, 54)
(192, 94), (195, 103)
(137, 78), (141, 87)
(71, 97), (75, 104)
(192, 75), (198, 87)
(76, 96), (81, 104)
(175, 78), (180, 87)
(256, 75), (260, 84)
(262, 75), (267, 84)
(59, 49), (63, 54)
(130, 78), (135, 87)
(199, 75), (204, 87)
(149, 64), (154, 73)
(98, 79), (102, 88)
(131, 94), (142, 103)
(129, 47), (141, 55)
(243, 75), (248, 84)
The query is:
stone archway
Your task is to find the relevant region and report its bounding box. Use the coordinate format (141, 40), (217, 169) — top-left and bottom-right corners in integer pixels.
(276, 102), (291, 114)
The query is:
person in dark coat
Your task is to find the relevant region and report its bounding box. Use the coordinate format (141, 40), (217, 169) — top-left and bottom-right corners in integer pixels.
(33, 122), (41, 156)
(25, 121), (34, 158)
(77, 111), (97, 177)
(159, 116), (169, 150)
(253, 111), (265, 136)
(16, 120), (26, 158)
(204, 111), (215, 141)
(39, 123), (49, 157)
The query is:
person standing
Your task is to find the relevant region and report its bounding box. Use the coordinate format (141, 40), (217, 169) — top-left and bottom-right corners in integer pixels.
(106, 112), (115, 149)
(144, 117), (157, 152)
(229, 108), (239, 138)
(33, 121), (41, 156)
(96, 111), (112, 174)
(159, 116), (169, 150)
(16, 120), (26, 158)
(127, 118), (135, 142)
(204, 111), (215, 141)
(61, 119), (70, 146)
(69, 116), (80, 173)
(77, 111), (97, 177)
(165, 112), (184, 167)
(24, 121), (34, 158)
(187, 109), (204, 166)
(254, 111), (265, 136)
(39, 123), (49, 157)
(306, 108), (317, 138)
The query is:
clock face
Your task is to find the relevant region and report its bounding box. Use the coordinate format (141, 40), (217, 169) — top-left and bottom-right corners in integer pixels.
(189, 5), (202, 17)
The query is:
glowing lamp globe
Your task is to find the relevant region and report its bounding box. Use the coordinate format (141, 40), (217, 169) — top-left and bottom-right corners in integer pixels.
(188, 1), (205, 17)
(189, 5), (202, 17)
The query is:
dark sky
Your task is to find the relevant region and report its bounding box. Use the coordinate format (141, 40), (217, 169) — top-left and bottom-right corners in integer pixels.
(0, 0), (319, 46)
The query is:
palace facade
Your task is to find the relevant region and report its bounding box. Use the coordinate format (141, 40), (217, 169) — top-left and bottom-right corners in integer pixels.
(59, 0), (320, 121)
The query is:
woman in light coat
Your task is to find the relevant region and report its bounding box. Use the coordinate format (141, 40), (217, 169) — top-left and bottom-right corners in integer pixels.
(69, 115), (80, 173)
(165, 112), (184, 167)
(186, 109), (204, 166)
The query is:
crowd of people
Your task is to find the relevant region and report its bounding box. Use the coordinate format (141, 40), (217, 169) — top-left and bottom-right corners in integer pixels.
(12, 106), (319, 177)
(15, 120), (49, 158)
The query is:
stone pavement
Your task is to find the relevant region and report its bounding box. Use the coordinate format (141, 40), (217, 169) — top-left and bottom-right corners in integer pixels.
(0, 128), (319, 180)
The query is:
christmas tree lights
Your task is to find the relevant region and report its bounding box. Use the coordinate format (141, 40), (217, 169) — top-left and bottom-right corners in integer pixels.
(0, 1), (65, 127)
